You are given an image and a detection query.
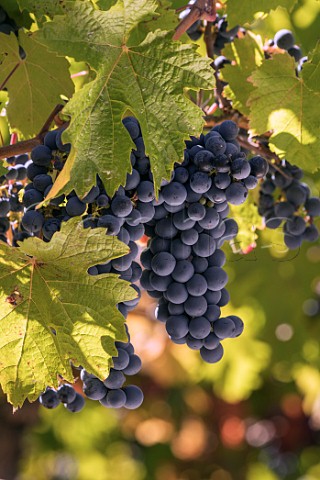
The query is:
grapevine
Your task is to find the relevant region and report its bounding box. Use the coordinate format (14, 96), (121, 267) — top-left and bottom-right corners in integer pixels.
(0, 0), (318, 424)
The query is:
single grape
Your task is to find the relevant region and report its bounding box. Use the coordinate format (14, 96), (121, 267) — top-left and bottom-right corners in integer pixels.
(214, 317), (236, 339)
(122, 354), (142, 375)
(22, 210), (44, 233)
(200, 344), (224, 363)
(65, 393), (85, 412)
(151, 251), (176, 276)
(104, 369), (126, 389)
(82, 378), (107, 400)
(166, 315), (189, 339)
(57, 384), (77, 404)
(39, 389), (60, 409)
(162, 182), (187, 206)
(189, 317), (211, 339)
(166, 283), (189, 304)
(274, 29), (295, 50)
(123, 385), (144, 409)
(112, 348), (130, 370)
(186, 274), (207, 296)
(66, 196), (86, 216)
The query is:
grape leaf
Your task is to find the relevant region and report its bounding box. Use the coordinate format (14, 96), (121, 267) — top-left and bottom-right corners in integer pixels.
(248, 53), (320, 172)
(36, 0), (214, 199)
(0, 31), (74, 137)
(226, 0), (298, 26)
(0, 219), (135, 407)
(221, 32), (264, 116)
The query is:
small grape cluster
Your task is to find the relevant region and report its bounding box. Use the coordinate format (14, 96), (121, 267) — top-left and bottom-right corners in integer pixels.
(0, 153), (30, 244)
(39, 326), (143, 412)
(139, 121), (268, 362)
(179, 4), (240, 52)
(271, 29), (306, 69)
(258, 160), (320, 249)
(212, 15), (240, 56)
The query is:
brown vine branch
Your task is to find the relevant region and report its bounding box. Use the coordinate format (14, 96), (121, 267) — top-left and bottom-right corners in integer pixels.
(204, 21), (214, 59)
(173, 0), (216, 41)
(0, 104), (66, 160)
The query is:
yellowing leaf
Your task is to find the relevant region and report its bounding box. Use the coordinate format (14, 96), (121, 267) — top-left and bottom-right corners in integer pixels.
(0, 31), (74, 136)
(0, 219), (135, 407)
(36, 0), (214, 198)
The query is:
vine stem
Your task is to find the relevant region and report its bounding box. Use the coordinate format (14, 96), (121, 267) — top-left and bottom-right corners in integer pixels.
(0, 105), (66, 160)
(173, 0), (216, 41)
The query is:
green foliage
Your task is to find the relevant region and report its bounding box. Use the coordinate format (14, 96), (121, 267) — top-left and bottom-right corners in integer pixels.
(301, 41), (320, 92)
(229, 193), (263, 250)
(0, 219), (134, 407)
(36, 0), (214, 198)
(248, 53), (320, 172)
(0, 0), (32, 28)
(222, 32), (264, 115)
(226, 0), (298, 26)
(17, 0), (75, 21)
(0, 31), (74, 136)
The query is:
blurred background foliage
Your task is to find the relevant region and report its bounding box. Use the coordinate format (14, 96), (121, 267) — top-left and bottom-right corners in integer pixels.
(1, 0), (320, 479)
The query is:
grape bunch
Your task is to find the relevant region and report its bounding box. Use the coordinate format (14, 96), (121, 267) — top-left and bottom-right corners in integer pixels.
(39, 325), (143, 412)
(178, 4), (240, 52)
(0, 153), (30, 244)
(258, 160), (320, 249)
(212, 15), (240, 56)
(272, 29), (305, 65)
(4, 125), (145, 412)
(139, 120), (269, 363)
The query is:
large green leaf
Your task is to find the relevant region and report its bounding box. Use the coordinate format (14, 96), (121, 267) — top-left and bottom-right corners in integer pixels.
(0, 219), (135, 407)
(226, 0), (298, 26)
(248, 53), (320, 172)
(221, 32), (264, 116)
(36, 0), (214, 198)
(0, 31), (74, 136)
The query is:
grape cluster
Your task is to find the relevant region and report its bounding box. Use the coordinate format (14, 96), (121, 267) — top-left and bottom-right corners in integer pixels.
(212, 15), (240, 56)
(179, 5), (240, 52)
(0, 153), (30, 244)
(39, 326), (143, 412)
(272, 29), (306, 65)
(139, 121), (269, 363)
(258, 160), (320, 249)
(6, 125), (145, 412)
